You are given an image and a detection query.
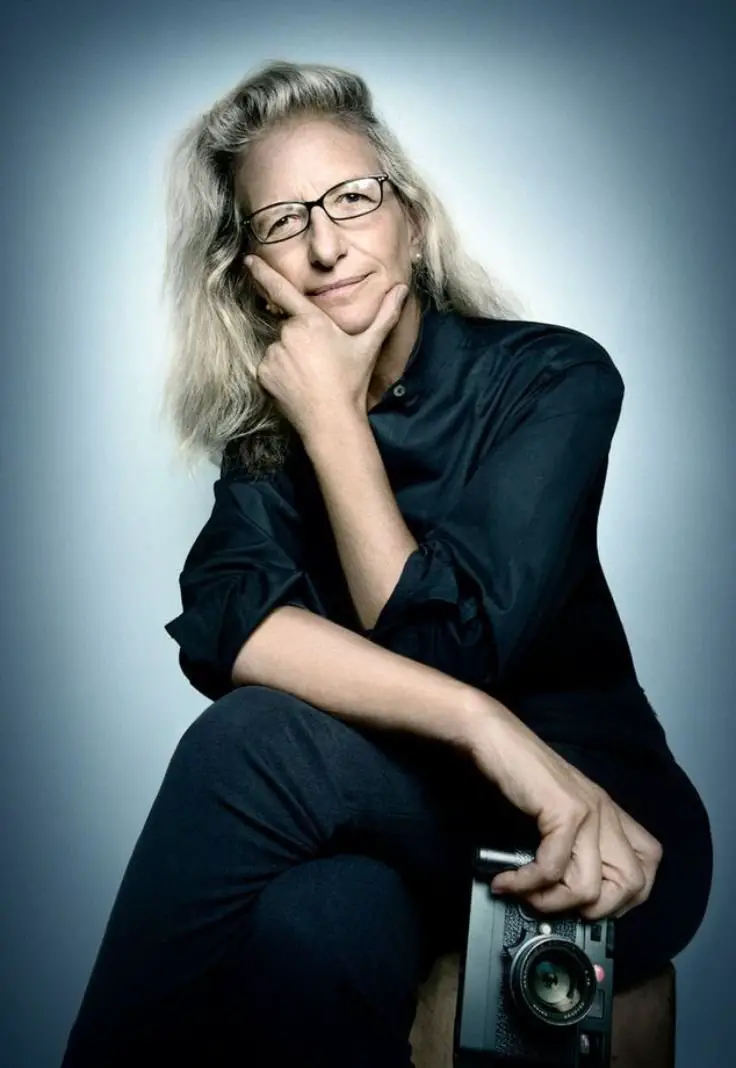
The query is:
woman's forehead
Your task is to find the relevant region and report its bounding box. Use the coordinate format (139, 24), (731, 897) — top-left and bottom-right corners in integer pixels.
(235, 119), (378, 207)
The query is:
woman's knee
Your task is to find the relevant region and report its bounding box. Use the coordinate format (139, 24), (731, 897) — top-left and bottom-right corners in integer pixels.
(173, 685), (344, 771)
(162, 687), (361, 855)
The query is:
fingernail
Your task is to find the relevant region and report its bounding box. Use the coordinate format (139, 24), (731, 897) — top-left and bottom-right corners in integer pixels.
(245, 255), (254, 268)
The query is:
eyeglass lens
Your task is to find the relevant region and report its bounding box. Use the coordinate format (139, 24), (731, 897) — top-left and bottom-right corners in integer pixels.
(250, 176), (383, 243)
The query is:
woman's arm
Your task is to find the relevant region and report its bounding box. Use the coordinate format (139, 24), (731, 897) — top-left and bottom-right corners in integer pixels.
(167, 344), (621, 704)
(230, 602), (487, 751)
(231, 601), (663, 922)
(301, 408), (419, 632)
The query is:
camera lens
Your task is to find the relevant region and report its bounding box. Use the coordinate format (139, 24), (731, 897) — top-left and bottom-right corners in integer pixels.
(509, 936), (596, 1027)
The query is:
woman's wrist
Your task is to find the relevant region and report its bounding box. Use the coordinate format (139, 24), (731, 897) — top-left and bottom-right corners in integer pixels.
(455, 689), (516, 755)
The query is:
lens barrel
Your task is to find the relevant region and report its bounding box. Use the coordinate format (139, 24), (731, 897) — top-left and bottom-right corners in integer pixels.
(508, 935), (597, 1027)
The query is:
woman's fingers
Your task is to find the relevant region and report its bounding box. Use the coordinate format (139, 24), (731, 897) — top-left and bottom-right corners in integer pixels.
(575, 799), (645, 920)
(490, 810), (578, 897)
(513, 805), (603, 913)
(491, 796), (594, 898)
(607, 801), (663, 916)
(465, 706), (661, 921)
(493, 791), (651, 921)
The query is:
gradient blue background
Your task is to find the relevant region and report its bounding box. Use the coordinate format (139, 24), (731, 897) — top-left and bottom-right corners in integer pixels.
(1, 2), (733, 1065)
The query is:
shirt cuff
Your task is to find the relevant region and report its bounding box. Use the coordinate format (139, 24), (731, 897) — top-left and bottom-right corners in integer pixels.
(365, 539), (481, 640)
(164, 567), (325, 698)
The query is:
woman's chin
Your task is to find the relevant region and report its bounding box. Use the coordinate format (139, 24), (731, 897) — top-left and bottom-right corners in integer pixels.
(323, 301), (377, 335)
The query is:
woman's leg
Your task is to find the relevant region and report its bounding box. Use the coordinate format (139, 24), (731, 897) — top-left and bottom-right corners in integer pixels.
(61, 680), (712, 1066)
(212, 853), (432, 1068)
(59, 685), (478, 1067)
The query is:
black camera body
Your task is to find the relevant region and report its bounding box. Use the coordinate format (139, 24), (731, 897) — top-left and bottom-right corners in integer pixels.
(454, 848), (615, 1067)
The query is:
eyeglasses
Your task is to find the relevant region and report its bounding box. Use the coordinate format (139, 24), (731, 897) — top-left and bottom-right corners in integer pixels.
(244, 173), (391, 245)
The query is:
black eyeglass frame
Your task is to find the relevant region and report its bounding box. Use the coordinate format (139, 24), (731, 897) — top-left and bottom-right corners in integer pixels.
(243, 173), (392, 245)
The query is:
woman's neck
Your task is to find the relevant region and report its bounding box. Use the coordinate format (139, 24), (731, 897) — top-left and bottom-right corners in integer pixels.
(367, 290), (422, 409)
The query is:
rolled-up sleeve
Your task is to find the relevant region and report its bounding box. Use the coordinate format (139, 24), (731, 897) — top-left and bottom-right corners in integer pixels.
(364, 353), (625, 691)
(164, 475), (327, 701)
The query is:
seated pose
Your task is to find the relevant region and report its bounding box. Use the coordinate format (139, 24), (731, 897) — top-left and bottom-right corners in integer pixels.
(60, 59), (713, 1068)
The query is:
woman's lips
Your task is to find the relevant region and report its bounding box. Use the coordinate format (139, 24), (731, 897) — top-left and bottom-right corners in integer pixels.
(310, 274), (369, 298)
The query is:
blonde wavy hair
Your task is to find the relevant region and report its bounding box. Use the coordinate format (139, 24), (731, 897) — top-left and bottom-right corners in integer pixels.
(159, 59), (523, 478)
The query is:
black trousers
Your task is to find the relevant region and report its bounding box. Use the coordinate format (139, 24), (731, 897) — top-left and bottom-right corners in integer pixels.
(60, 685), (713, 1068)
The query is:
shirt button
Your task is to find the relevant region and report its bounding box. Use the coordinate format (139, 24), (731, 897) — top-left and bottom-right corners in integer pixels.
(392, 383), (406, 397)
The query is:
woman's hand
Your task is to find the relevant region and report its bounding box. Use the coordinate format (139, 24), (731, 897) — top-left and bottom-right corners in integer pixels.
(245, 256), (409, 436)
(464, 700), (663, 920)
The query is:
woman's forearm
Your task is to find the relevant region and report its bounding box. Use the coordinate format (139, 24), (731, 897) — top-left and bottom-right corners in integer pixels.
(303, 408), (418, 632)
(230, 605), (494, 750)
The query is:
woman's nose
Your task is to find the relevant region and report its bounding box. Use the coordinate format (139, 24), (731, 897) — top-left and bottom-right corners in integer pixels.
(306, 206), (347, 265)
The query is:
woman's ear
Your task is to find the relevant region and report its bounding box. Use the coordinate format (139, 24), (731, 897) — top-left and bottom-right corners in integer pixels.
(408, 217), (424, 263)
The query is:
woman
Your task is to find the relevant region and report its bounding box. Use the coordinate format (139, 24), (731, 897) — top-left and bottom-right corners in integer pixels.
(61, 60), (713, 1067)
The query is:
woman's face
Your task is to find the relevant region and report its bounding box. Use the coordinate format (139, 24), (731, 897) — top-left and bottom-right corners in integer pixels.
(235, 118), (421, 335)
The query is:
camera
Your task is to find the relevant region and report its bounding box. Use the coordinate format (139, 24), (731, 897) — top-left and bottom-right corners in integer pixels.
(453, 847), (615, 1067)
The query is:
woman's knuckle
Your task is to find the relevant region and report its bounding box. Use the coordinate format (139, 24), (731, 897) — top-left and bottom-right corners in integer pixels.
(539, 858), (564, 882)
(578, 883), (601, 906)
(566, 798), (589, 824)
(628, 870), (647, 895)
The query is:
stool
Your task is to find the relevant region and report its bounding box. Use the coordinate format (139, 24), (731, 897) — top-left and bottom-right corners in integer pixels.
(409, 952), (676, 1068)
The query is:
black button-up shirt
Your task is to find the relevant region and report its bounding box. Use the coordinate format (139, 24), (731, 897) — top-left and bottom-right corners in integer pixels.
(164, 295), (670, 758)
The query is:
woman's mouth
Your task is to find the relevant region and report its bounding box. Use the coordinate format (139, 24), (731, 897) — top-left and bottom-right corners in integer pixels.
(310, 274), (369, 299)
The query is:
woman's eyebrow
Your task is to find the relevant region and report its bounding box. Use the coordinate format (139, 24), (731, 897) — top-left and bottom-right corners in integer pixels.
(255, 175), (367, 210)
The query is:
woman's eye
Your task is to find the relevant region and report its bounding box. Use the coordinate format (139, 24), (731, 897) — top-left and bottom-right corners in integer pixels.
(268, 215), (296, 235)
